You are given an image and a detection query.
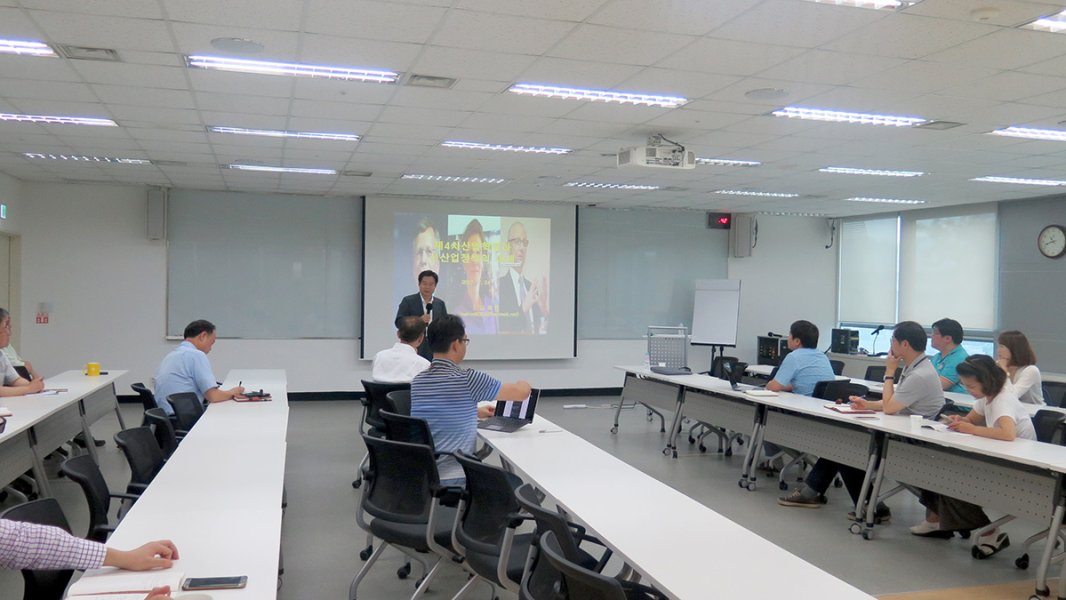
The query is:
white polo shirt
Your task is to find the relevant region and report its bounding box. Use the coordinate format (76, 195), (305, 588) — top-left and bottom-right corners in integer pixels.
(371, 342), (430, 383)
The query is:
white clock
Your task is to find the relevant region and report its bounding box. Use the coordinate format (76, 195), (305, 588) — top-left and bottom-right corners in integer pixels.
(1038, 225), (1066, 259)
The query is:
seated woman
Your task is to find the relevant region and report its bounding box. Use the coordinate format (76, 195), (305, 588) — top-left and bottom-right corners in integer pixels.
(996, 330), (1045, 405)
(911, 355), (1036, 558)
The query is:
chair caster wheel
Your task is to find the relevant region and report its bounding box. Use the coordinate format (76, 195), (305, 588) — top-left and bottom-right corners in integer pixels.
(352, 479), (361, 489)
(415, 576), (426, 588)
(397, 563), (411, 579)
(610, 426), (618, 434)
(746, 481), (756, 491)
(359, 545), (373, 561)
(779, 481), (789, 491)
(672, 450), (678, 458)
(862, 530), (873, 540)
(737, 438), (744, 446)
(738, 479), (746, 488)
(724, 448), (733, 457)
(699, 444), (707, 453)
(1016, 554), (1029, 569)
(849, 523), (862, 535)
(688, 436), (695, 444)
(662, 447), (671, 456)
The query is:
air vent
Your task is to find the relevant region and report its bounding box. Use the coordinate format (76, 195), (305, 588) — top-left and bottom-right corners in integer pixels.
(405, 74), (457, 89)
(55, 45), (121, 62)
(342, 170), (373, 177)
(916, 120), (965, 130)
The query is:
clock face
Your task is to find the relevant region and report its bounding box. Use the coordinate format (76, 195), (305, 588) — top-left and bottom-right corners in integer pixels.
(1038, 225), (1066, 258)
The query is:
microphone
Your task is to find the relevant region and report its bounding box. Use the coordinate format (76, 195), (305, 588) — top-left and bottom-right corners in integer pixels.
(425, 303), (433, 314)
(871, 325), (884, 335)
(767, 331), (782, 338)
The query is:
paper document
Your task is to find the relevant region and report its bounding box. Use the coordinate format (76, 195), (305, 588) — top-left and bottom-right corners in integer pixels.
(920, 421), (951, 432)
(27, 389), (65, 396)
(67, 570), (183, 596)
(744, 389), (778, 397)
(824, 403), (876, 414)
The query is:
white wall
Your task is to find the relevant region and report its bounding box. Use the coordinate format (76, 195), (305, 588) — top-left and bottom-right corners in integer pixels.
(14, 183), (826, 392)
(727, 215), (839, 364)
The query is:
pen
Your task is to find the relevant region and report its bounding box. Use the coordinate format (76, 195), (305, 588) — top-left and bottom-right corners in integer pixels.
(239, 380), (242, 387)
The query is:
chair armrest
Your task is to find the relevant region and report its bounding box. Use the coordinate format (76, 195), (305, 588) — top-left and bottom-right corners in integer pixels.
(504, 511), (534, 529)
(430, 484), (464, 508)
(108, 492), (141, 501)
(125, 483), (148, 494)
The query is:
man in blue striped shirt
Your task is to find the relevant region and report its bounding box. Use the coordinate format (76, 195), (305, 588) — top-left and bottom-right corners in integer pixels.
(411, 315), (532, 484)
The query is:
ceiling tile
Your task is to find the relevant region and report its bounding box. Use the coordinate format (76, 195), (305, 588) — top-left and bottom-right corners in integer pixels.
(903, 0), (1060, 27)
(289, 99), (384, 122)
(164, 0), (304, 31)
(0, 55), (82, 82)
(547, 24), (695, 66)
(189, 69), (293, 98)
(194, 92), (290, 115)
(707, 0), (887, 48)
(926, 28), (1066, 71)
(429, 10), (577, 55)
(389, 87), (493, 112)
(656, 37), (804, 77)
(3, 80), (97, 103)
(93, 85), (196, 109)
(299, 33), (421, 72)
(74, 62), (189, 89)
(758, 50), (905, 86)
(304, 0), (446, 43)
(588, 0), (756, 36)
(515, 57), (643, 89)
(29, 11), (175, 52)
(19, 0), (163, 19)
(169, 22), (299, 58)
(454, 0), (608, 22)
(378, 106), (471, 127)
(412, 46), (535, 82)
(821, 14), (998, 60)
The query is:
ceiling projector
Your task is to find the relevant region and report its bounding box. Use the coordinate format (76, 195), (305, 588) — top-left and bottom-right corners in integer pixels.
(617, 134), (695, 170)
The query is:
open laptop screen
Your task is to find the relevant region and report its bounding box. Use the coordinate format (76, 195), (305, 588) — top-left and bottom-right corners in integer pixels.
(495, 389), (540, 422)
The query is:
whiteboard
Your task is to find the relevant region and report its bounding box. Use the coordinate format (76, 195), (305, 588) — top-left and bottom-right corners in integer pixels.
(691, 280), (741, 346)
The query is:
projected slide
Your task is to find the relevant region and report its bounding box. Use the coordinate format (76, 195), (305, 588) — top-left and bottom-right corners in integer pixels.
(364, 197), (576, 360)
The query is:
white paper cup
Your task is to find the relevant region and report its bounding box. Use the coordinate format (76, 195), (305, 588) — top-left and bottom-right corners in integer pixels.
(910, 414), (923, 431)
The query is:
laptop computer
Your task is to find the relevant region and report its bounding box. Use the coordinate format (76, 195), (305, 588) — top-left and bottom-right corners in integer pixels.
(477, 389), (541, 433)
(721, 361), (777, 396)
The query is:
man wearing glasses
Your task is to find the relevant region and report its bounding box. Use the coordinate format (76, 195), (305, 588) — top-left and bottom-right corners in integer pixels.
(498, 221), (548, 334)
(0, 308), (44, 397)
(411, 314), (532, 485)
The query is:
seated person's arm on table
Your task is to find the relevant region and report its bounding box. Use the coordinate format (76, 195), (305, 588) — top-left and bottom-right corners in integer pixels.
(0, 375), (44, 396)
(949, 411), (1015, 440)
(764, 359), (795, 392)
(765, 378), (791, 392)
(204, 385), (244, 403)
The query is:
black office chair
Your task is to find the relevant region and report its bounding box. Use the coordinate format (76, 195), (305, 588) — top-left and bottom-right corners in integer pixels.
(0, 498), (76, 600)
(167, 392), (204, 432)
(379, 410), (434, 447)
(829, 360), (845, 376)
(354, 380), (410, 490)
(113, 427), (165, 494)
(143, 407), (180, 457)
(59, 455), (139, 543)
(385, 389), (412, 417)
(539, 531), (628, 600)
(1042, 381), (1066, 408)
(814, 381), (868, 404)
(452, 453), (532, 597)
(131, 382), (158, 425)
(349, 435), (459, 600)
(708, 356), (739, 379)
(863, 366), (900, 383)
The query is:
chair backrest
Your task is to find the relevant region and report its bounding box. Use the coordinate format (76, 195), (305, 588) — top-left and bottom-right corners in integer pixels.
(167, 392), (204, 432)
(1033, 409), (1066, 445)
(539, 531), (626, 600)
(361, 434), (437, 524)
(709, 356), (739, 379)
(0, 498), (76, 600)
(1043, 381), (1066, 408)
(829, 359), (845, 376)
(455, 453), (523, 557)
(385, 389), (412, 416)
(361, 380), (410, 431)
(143, 407), (179, 457)
(515, 483), (583, 600)
(379, 410), (434, 447)
(814, 380), (868, 403)
(768, 366), (780, 381)
(863, 365), (885, 382)
(59, 455), (112, 543)
(114, 427), (165, 487)
(131, 382), (157, 412)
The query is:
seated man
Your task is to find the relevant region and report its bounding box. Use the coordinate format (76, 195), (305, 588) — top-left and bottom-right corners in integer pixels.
(778, 321), (944, 520)
(153, 320), (243, 416)
(766, 320), (835, 396)
(411, 314), (531, 485)
(0, 308), (44, 397)
(371, 316), (430, 383)
(0, 519), (177, 599)
(930, 318), (968, 394)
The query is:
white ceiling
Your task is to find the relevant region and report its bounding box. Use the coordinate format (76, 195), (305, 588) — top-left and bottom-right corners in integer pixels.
(2, 0), (1066, 216)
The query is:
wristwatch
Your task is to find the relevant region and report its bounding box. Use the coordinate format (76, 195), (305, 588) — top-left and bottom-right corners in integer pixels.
(883, 375), (894, 381)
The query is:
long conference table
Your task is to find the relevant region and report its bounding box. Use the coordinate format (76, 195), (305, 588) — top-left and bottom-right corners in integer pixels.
(0, 369), (127, 497)
(617, 365), (1066, 598)
(72, 369), (289, 599)
(479, 414), (874, 600)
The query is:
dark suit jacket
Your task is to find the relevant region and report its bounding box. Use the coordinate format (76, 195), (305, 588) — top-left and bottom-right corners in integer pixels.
(497, 272), (540, 334)
(395, 294), (447, 360)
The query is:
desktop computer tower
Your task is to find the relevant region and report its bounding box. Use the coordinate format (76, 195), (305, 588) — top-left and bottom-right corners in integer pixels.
(831, 328), (859, 354)
(756, 336), (790, 366)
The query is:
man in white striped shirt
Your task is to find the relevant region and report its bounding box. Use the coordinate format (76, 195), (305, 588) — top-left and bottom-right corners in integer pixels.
(411, 315), (532, 485)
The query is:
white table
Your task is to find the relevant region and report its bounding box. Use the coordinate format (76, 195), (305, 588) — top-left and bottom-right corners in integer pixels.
(74, 369), (288, 599)
(480, 416), (874, 600)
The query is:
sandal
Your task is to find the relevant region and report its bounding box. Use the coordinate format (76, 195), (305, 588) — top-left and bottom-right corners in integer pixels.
(971, 532), (1010, 559)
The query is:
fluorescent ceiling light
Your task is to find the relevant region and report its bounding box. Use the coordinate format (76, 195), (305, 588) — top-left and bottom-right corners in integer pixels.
(186, 55), (398, 83)
(23, 152), (149, 164)
(772, 106), (927, 127)
(988, 126), (1066, 142)
(970, 176), (1066, 187)
(759, 211), (827, 217)
(402, 174), (505, 184)
(820, 166), (924, 177)
(0, 113), (116, 126)
(696, 158), (761, 167)
(799, 0), (907, 10)
(441, 140), (572, 154)
(208, 126), (360, 142)
(1023, 10), (1066, 33)
(844, 197), (926, 205)
(0, 39), (56, 57)
(715, 189), (799, 198)
(508, 83), (687, 108)
(565, 182), (660, 191)
(226, 164), (336, 175)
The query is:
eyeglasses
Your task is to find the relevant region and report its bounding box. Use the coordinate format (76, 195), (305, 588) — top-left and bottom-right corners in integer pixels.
(461, 337), (471, 345)
(508, 237), (529, 248)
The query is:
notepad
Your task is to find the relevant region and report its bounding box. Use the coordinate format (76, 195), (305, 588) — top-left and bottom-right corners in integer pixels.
(27, 389), (66, 396)
(824, 403), (876, 415)
(744, 389), (778, 397)
(66, 570), (183, 596)
(0, 407), (10, 417)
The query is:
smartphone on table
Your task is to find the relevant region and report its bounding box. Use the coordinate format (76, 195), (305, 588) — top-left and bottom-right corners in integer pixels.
(182, 576), (248, 590)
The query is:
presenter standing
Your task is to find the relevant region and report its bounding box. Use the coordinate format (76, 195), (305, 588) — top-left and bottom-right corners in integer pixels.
(396, 270), (447, 361)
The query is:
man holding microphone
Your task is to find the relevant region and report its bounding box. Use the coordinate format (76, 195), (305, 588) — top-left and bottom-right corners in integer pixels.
(395, 270), (448, 361)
